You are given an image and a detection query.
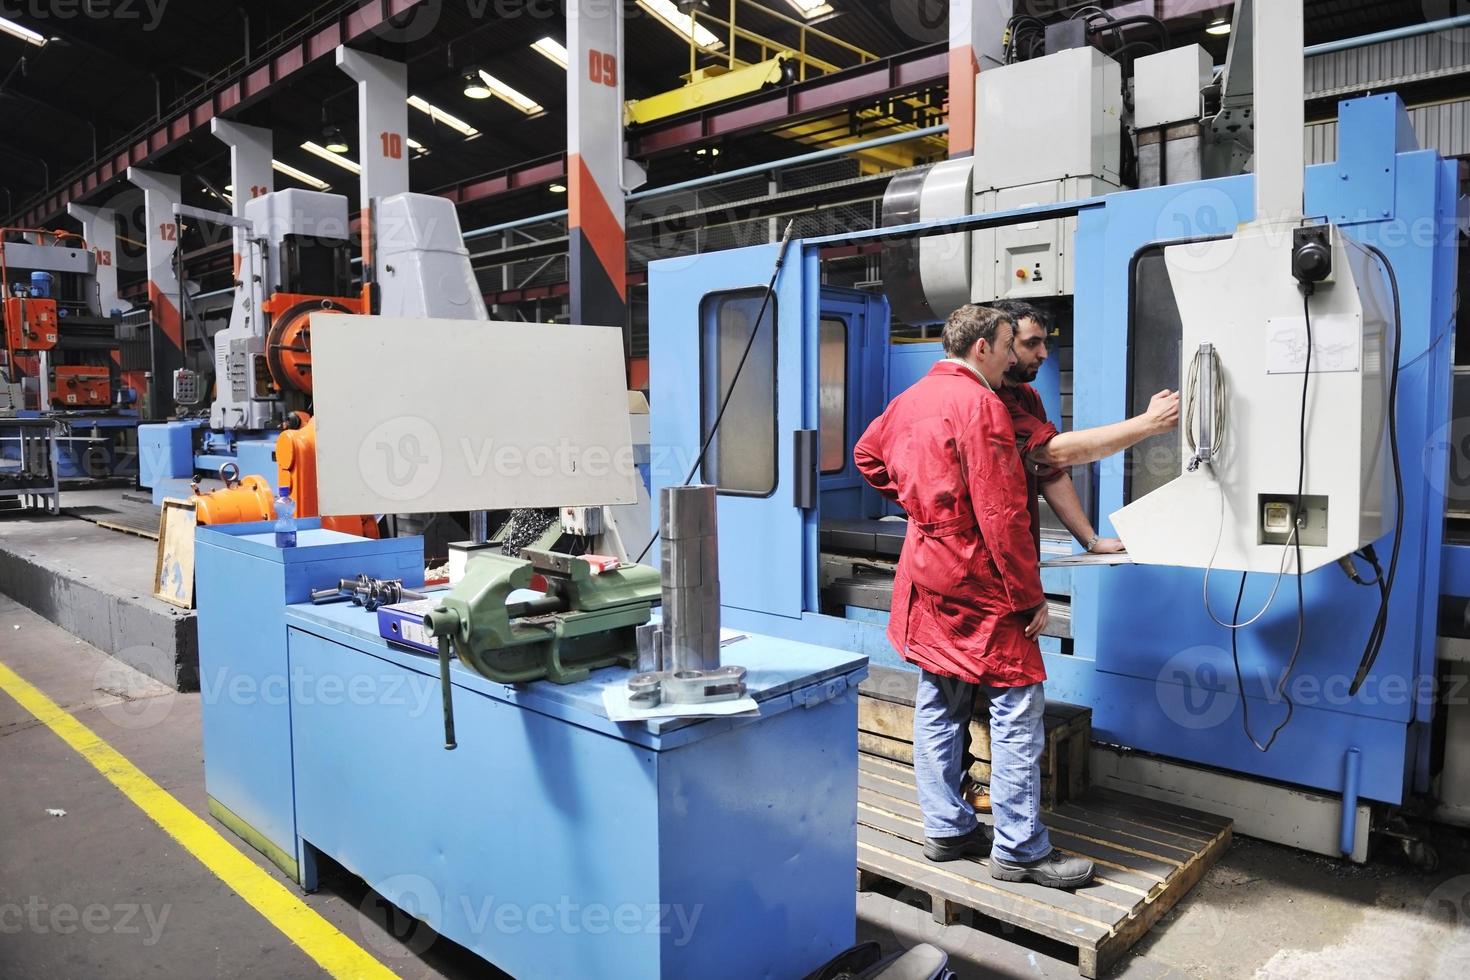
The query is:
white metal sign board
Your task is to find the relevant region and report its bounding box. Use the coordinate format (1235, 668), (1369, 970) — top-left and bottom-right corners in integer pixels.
(312, 315), (638, 515)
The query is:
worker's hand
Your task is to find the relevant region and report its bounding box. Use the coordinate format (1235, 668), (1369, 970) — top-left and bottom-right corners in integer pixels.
(1143, 389), (1181, 434)
(1089, 537), (1126, 555)
(1023, 602), (1050, 640)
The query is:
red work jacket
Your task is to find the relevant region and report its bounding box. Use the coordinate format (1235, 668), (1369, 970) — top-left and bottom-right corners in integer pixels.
(854, 361), (1047, 687)
(996, 382), (1064, 556)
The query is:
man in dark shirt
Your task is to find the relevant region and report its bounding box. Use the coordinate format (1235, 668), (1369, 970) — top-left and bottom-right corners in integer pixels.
(988, 299), (1180, 556)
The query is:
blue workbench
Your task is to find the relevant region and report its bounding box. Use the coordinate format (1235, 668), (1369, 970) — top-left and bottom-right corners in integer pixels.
(198, 526), (868, 978)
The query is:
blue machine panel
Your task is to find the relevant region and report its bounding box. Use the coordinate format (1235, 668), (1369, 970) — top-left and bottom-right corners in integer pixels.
(137, 419), (200, 490)
(194, 523), (424, 876)
(284, 603), (865, 979)
(648, 96), (1459, 813)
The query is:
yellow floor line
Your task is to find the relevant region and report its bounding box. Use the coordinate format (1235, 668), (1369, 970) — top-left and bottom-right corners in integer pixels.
(0, 660), (397, 980)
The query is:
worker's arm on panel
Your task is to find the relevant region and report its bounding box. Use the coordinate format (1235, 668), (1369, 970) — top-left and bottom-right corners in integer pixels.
(1039, 472), (1124, 554)
(854, 416), (900, 504)
(1028, 389), (1180, 469)
(965, 399), (1046, 618)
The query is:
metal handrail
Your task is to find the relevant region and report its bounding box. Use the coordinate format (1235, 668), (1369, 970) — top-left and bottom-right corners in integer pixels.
(686, 0), (876, 82)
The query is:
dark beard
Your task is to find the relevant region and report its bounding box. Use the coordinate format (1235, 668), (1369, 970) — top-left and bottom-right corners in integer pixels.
(1006, 364), (1039, 384)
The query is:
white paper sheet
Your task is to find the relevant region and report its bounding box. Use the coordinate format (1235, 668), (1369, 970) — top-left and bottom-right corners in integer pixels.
(601, 686), (760, 723)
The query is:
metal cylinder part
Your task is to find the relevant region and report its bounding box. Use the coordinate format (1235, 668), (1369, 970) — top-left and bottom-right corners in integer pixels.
(659, 484), (721, 673)
(880, 158), (975, 327)
(636, 623), (664, 674)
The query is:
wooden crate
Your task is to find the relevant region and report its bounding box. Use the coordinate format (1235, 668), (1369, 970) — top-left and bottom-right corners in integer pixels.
(856, 754), (1233, 978)
(859, 666), (1091, 805)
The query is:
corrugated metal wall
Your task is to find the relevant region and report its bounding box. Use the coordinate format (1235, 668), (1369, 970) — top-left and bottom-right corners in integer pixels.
(1302, 24), (1470, 161)
(1307, 31), (1470, 100)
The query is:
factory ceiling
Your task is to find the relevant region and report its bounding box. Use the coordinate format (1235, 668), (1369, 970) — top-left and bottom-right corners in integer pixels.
(0, 0), (1439, 233)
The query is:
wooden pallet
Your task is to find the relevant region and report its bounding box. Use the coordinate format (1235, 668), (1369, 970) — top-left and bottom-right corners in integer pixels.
(859, 667), (1092, 806)
(69, 502), (161, 540)
(856, 754), (1232, 978)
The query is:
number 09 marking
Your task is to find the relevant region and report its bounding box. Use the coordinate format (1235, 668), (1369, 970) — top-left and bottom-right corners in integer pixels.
(589, 50), (617, 87)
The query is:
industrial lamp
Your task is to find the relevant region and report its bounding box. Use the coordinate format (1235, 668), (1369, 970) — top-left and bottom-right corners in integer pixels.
(1205, 17), (1231, 36)
(463, 70), (492, 99)
(322, 126), (349, 154)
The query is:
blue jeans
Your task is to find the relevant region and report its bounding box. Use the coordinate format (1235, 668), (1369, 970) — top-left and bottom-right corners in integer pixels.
(913, 669), (1051, 864)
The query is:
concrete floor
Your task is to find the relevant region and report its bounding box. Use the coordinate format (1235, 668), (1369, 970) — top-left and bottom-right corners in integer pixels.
(3, 592), (1470, 978)
(0, 490), (198, 689)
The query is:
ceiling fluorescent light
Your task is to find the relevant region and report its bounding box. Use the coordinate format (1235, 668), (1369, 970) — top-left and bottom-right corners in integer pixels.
(637, 0), (723, 50)
(407, 95), (480, 138)
(301, 141), (361, 175)
(784, 0), (834, 19)
(271, 159), (330, 191)
(1205, 17), (1231, 36)
(477, 70), (543, 115)
(0, 16), (47, 47)
(531, 37), (569, 69)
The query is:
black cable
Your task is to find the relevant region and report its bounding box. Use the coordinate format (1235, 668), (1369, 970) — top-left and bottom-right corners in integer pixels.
(1071, 6), (1115, 24)
(633, 222), (796, 566)
(1230, 288), (1314, 753)
(1349, 246), (1406, 695)
(1086, 14), (1169, 47)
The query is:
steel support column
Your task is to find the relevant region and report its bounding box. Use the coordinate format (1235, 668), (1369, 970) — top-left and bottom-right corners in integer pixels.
(948, 1), (1008, 158)
(336, 47), (411, 299)
(210, 119), (274, 269)
(567, 1), (629, 328)
(65, 204), (123, 316)
(125, 168), (183, 419)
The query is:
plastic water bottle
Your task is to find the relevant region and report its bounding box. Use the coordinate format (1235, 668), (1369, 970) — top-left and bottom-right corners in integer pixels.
(274, 485), (297, 549)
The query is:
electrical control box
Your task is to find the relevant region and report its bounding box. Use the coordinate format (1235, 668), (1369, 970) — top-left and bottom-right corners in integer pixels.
(51, 366), (110, 407)
(974, 47), (1123, 192)
(968, 48), (1124, 305)
(1134, 44), (1214, 130)
(4, 297), (59, 351)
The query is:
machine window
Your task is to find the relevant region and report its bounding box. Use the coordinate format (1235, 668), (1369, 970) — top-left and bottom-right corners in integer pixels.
(819, 318), (848, 474)
(699, 288), (777, 495)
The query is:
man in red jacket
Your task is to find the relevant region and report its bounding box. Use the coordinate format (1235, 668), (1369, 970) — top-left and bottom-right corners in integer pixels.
(854, 304), (1093, 889)
(990, 298), (1179, 556)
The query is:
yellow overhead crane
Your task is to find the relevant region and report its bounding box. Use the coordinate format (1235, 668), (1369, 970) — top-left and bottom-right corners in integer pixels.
(624, 0), (944, 170)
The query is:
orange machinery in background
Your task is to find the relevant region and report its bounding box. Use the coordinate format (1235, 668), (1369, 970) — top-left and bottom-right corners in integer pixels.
(52, 365), (110, 407)
(276, 411), (378, 537)
(194, 411), (378, 538)
(3, 294), (59, 353)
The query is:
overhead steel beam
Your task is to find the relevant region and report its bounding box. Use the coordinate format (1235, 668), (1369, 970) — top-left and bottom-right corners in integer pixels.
(16, 0), (428, 228)
(435, 46), (949, 211)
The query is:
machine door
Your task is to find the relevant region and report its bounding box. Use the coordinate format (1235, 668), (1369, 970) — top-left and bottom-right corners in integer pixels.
(816, 287), (890, 521)
(649, 242), (807, 619)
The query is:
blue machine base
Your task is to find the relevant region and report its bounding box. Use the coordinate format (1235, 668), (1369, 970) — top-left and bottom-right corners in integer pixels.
(139, 420), (278, 504)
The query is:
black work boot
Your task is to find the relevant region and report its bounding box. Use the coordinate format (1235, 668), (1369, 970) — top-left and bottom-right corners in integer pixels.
(989, 849), (1094, 888)
(923, 825), (993, 862)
